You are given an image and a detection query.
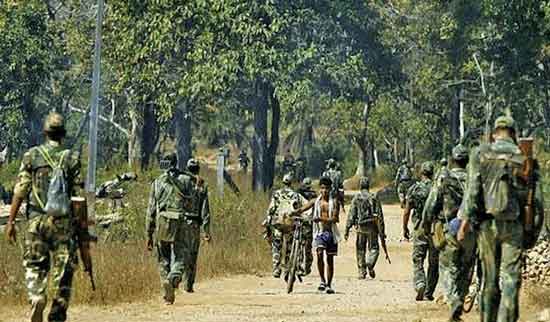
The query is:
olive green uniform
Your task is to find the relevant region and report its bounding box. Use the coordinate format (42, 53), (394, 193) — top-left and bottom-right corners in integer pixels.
(423, 167), (475, 320)
(346, 190), (385, 277)
(147, 169), (210, 297)
(406, 178), (439, 299)
(462, 136), (543, 322)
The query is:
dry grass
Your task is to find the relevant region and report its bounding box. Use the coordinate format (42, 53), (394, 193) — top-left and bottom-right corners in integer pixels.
(0, 166), (271, 306)
(524, 282), (550, 310)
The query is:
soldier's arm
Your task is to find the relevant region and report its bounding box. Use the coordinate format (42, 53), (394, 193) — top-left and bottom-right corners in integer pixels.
(345, 197), (358, 234)
(421, 180), (442, 231)
(146, 181), (158, 239)
(462, 148), (482, 221)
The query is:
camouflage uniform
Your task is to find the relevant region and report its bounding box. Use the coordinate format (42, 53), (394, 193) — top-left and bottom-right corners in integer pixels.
(462, 116), (544, 322)
(297, 178), (317, 275)
(265, 184), (307, 277)
(406, 164), (439, 300)
(396, 162), (414, 208)
(346, 180), (385, 279)
(322, 160), (344, 209)
(422, 145), (474, 321)
(13, 113), (81, 322)
(147, 162), (210, 300)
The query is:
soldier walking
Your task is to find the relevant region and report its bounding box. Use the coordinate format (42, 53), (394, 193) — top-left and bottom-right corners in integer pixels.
(322, 159), (344, 210)
(263, 174), (307, 278)
(344, 177), (386, 280)
(297, 177), (317, 275)
(402, 161), (438, 301)
(422, 145), (474, 322)
(147, 155), (211, 304)
(5, 112), (82, 322)
(395, 159), (414, 208)
(459, 116), (545, 322)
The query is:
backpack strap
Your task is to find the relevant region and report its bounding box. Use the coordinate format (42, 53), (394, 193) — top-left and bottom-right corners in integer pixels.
(31, 147), (69, 211)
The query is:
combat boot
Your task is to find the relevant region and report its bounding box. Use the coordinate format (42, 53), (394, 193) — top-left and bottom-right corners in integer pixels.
(162, 280), (175, 305)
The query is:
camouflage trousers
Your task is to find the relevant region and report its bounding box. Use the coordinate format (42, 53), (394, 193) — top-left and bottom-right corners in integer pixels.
(271, 228), (293, 275)
(477, 219), (523, 322)
(356, 224), (379, 276)
(23, 216), (78, 322)
(439, 229), (476, 320)
(412, 232), (439, 298)
(157, 219), (201, 296)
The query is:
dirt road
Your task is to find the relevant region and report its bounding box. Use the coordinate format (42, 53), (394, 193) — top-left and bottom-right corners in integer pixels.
(4, 205), (542, 322)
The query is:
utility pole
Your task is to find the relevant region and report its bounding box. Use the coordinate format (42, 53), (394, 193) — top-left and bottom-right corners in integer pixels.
(86, 0), (105, 230)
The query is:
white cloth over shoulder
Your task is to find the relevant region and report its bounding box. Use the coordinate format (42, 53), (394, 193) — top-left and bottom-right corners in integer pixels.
(312, 196), (341, 243)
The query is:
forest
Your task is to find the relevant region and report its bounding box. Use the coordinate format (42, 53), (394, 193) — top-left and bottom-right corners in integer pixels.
(1, 1), (549, 190)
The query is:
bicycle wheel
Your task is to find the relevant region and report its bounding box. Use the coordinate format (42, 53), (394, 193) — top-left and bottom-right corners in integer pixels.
(286, 234), (300, 293)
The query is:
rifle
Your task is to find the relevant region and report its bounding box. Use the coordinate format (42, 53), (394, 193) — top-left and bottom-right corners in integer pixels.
(519, 138), (537, 235)
(72, 197), (96, 291)
(375, 217), (391, 264)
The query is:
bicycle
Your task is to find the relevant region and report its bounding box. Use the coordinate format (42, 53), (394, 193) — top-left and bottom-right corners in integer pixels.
(286, 215), (305, 294)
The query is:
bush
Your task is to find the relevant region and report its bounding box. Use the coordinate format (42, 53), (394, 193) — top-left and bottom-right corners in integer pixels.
(0, 166), (271, 306)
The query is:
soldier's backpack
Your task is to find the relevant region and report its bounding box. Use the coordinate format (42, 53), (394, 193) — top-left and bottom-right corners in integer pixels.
(34, 147), (71, 217)
(479, 144), (526, 217)
(271, 190), (300, 232)
(441, 170), (467, 221)
(409, 180), (431, 228)
(354, 192), (377, 225)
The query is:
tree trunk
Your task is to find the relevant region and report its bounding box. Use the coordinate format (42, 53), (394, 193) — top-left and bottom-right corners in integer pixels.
(252, 80), (269, 191)
(355, 102), (371, 177)
(252, 79), (279, 191)
(450, 87), (462, 145)
(128, 108), (143, 170)
(22, 94), (42, 149)
(141, 103), (158, 170)
(174, 101), (193, 170)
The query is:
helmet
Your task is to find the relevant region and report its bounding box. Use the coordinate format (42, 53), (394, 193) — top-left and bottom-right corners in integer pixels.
(494, 115), (515, 130)
(327, 158), (336, 168)
(421, 161), (434, 176)
(451, 144), (469, 161)
(440, 158), (448, 166)
(359, 177), (370, 190)
(43, 112), (66, 134)
(302, 177), (312, 187)
(282, 173), (293, 185)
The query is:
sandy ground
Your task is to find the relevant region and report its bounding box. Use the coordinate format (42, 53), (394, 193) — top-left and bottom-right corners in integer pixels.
(3, 204), (543, 322)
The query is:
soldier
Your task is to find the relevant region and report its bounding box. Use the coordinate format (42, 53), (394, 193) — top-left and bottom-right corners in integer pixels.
(322, 158), (344, 210)
(297, 177), (317, 276)
(395, 159), (414, 208)
(458, 116), (545, 322)
(293, 176), (341, 294)
(147, 155), (211, 304)
(344, 177), (386, 280)
(263, 174), (307, 278)
(5, 112), (82, 322)
(281, 153), (296, 178)
(402, 161), (438, 301)
(422, 145), (474, 322)
(238, 150), (249, 173)
(294, 157), (307, 183)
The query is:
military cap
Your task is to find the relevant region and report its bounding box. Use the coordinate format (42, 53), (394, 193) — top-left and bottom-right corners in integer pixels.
(187, 158), (199, 169)
(359, 177), (370, 190)
(302, 177), (312, 187)
(282, 173), (293, 184)
(43, 112), (66, 133)
(451, 144), (469, 161)
(494, 115), (515, 130)
(420, 161), (434, 176)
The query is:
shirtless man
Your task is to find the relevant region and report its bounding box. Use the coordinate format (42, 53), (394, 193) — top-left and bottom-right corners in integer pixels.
(293, 176), (341, 294)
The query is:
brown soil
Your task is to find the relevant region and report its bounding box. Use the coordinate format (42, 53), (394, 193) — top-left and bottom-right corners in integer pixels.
(2, 205), (542, 322)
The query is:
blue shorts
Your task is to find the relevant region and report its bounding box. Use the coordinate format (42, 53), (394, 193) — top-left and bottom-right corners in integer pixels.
(314, 231), (338, 256)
